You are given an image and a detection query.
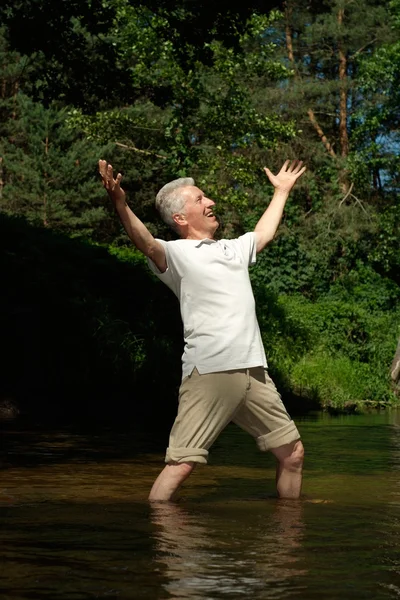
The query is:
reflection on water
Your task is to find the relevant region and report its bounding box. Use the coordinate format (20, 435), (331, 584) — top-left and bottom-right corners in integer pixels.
(1, 410), (400, 599)
(152, 500), (306, 599)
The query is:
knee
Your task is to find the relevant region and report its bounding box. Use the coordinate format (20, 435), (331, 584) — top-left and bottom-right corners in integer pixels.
(279, 440), (304, 472)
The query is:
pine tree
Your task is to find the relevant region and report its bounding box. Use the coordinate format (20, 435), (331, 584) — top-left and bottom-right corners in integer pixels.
(1, 94), (113, 240)
(270, 0), (394, 196)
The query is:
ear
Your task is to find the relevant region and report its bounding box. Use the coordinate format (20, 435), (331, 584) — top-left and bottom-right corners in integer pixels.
(172, 213), (187, 227)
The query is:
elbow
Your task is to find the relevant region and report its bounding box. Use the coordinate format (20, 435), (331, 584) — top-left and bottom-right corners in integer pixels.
(255, 230), (275, 253)
(147, 243), (167, 273)
(146, 242), (159, 260)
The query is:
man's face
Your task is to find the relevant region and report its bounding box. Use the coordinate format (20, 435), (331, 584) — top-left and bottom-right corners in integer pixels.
(177, 186), (219, 236)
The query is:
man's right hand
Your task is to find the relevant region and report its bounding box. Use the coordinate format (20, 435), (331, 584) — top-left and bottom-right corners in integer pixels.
(98, 160), (126, 206)
(98, 159), (167, 272)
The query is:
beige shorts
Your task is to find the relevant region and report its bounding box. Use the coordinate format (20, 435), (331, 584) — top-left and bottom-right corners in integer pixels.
(166, 367), (300, 464)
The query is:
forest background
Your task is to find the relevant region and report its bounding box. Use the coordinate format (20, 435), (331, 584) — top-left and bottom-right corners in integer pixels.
(1, 0), (399, 422)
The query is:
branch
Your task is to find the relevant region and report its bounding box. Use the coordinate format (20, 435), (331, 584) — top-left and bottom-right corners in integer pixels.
(307, 108), (336, 157)
(339, 181), (354, 206)
(339, 183), (370, 216)
(115, 142), (166, 159)
(310, 110), (338, 118)
(351, 38), (378, 59)
(350, 193), (368, 215)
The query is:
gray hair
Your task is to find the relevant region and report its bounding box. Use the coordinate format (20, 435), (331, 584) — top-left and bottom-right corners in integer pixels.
(155, 177), (195, 229)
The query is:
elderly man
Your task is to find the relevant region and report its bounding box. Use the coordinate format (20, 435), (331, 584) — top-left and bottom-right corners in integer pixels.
(99, 159), (306, 501)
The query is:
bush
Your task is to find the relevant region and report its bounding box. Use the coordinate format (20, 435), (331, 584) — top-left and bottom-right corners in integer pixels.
(290, 353), (394, 411)
(253, 264), (400, 411)
(0, 215), (183, 421)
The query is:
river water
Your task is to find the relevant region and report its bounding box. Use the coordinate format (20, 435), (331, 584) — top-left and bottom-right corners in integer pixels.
(1, 410), (400, 599)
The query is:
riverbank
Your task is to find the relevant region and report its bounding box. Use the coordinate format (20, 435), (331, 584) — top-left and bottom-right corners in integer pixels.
(1, 214), (399, 418)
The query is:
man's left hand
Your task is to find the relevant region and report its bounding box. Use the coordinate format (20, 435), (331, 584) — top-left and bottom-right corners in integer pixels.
(264, 160), (306, 193)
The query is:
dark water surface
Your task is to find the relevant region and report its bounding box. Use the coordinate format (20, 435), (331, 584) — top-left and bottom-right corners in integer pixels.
(1, 411), (400, 599)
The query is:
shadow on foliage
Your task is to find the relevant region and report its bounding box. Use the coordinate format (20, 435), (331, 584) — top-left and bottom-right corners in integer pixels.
(1, 214), (183, 427)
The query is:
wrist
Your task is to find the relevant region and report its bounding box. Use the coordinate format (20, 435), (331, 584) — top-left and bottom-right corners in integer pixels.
(272, 188), (290, 199)
(113, 196), (127, 209)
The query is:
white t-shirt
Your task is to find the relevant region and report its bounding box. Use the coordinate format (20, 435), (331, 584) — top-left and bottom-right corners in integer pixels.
(148, 232), (267, 378)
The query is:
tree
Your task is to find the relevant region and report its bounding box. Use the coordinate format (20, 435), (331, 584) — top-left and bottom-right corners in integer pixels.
(0, 0), (279, 110)
(68, 7), (296, 239)
(0, 93), (112, 239)
(0, 0), (131, 110)
(391, 339), (400, 390)
(278, 1), (393, 177)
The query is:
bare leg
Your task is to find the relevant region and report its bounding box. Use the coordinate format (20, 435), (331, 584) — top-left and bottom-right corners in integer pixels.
(271, 440), (304, 499)
(149, 462), (196, 502)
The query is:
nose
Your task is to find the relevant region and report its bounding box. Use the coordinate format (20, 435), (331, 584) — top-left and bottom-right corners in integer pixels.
(205, 197), (215, 207)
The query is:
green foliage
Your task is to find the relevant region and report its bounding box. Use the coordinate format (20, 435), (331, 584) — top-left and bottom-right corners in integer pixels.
(351, 0), (400, 195)
(65, 3), (296, 224)
(0, 214), (183, 420)
(0, 93), (113, 239)
(325, 262), (400, 311)
(368, 203), (400, 280)
(0, 0), (131, 109)
(250, 234), (327, 296)
(290, 353), (393, 411)
(0, 1), (399, 415)
(253, 268), (400, 411)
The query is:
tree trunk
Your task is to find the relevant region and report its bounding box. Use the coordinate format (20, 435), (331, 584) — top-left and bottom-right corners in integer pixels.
(391, 339), (400, 387)
(284, 2), (336, 159)
(12, 80), (19, 120)
(43, 136), (49, 226)
(0, 157), (3, 200)
(338, 8), (349, 158)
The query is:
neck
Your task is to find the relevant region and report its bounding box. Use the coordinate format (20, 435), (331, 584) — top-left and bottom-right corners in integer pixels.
(185, 233), (215, 240)
(181, 226), (216, 240)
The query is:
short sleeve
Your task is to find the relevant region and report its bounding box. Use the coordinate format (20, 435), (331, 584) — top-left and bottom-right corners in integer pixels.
(228, 232), (257, 266)
(147, 239), (180, 297)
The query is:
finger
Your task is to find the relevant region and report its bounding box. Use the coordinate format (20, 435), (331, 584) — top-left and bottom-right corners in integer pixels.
(280, 160), (290, 173)
(98, 159), (107, 178)
(292, 160), (304, 174)
(264, 168), (278, 187)
(115, 173), (122, 187)
(264, 167), (274, 181)
(106, 164), (114, 179)
(288, 159), (299, 172)
(295, 166), (307, 178)
(106, 164), (115, 188)
(99, 161), (109, 189)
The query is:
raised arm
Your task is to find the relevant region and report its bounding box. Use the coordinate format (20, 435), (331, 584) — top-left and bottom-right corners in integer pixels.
(99, 160), (167, 272)
(254, 160), (306, 253)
